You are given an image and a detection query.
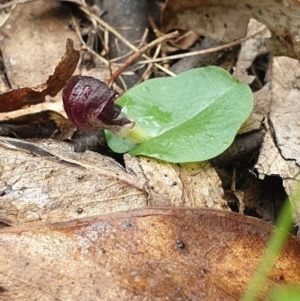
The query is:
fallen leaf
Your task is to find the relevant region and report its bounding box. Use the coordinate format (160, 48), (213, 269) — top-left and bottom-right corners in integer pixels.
(162, 0), (300, 60)
(233, 19), (270, 85)
(1, 208), (300, 300)
(162, 30), (200, 53)
(253, 56), (300, 214)
(125, 155), (228, 209)
(269, 57), (300, 165)
(0, 137), (147, 224)
(1, 1), (79, 88)
(0, 39), (80, 113)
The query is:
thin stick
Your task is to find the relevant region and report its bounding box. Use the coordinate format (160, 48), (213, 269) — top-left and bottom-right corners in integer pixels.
(109, 31), (179, 85)
(139, 26), (267, 64)
(137, 43), (162, 84)
(110, 28), (149, 63)
(79, 6), (176, 77)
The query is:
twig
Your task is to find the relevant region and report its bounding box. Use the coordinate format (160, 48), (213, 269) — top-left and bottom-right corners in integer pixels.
(137, 43), (162, 84)
(139, 25), (267, 64)
(109, 31), (179, 85)
(111, 28), (148, 63)
(79, 6), (176, 77)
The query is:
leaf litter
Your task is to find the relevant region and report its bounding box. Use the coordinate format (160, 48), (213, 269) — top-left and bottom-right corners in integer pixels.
(0, 0), (300, 300)
(1, 208), (300, 301)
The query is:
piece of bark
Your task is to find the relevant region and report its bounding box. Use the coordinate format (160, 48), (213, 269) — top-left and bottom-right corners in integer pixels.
(211, 129), (265, 167)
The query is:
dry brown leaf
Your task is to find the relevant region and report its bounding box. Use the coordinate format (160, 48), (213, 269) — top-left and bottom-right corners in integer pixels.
(125, 155), (228, 209)
(0, 137), (147, 224)
(0, 39), (80, 112)
(162, 30), (200, 53)
(1, 1), (79, 88)
(162, 0), (300, 60)
(269, 57), (300, 165)
(233, 19), (270, 85)
(1, 208), (300, 300)
(253, 56), (300, 200)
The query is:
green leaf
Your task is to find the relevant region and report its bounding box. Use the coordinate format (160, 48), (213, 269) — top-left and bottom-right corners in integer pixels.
(268, 285), (300, 301)
(106, 66), (253, 163)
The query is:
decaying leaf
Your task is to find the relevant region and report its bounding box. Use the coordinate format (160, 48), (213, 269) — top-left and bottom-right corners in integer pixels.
(253, 56), (300, 198)
(233, 19), (270, 85)
(269, 57), (300, 166)
(1, 1), (79, 89)
(0, 137), (147, 224)
(233, 19), (269, 134)
(125, 155), (228, 209)
(1, 208), (300, 300)
(0, 39), (80, 113)
(162, 0), (300, 60)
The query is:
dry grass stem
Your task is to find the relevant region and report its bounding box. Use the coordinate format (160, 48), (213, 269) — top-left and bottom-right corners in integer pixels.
(108, 30), (179, 85)
(139, 26), (267, 64)
(80, 6), (176, 77)
(70, 11), (109, 65)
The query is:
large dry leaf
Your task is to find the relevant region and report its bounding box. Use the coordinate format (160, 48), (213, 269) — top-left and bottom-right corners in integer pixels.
(0, 39), (80, 113)
(1, 208), (300, 300)
(162, 0), (300, 60)
(0, 137), (147, 224)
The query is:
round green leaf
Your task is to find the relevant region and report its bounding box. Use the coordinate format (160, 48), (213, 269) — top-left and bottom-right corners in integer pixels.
(106, 66), (253, 163)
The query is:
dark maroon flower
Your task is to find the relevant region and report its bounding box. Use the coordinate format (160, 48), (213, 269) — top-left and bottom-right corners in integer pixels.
(62, 75), (134, 133)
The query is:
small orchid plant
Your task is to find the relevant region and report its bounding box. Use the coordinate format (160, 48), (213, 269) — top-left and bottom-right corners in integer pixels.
(63, 67), (253, 163)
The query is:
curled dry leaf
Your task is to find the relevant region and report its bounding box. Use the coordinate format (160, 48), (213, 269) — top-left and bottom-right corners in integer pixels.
(0, 39), (80, 112)
(162, 0), (300, 60)
(1, 208), (300, 300)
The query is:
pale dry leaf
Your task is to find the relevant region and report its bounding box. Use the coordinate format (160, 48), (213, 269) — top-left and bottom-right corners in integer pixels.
(233, 19), (270, 85)
(255, 131), (299, 185)
(269, 57), (300, 164)
(253, 55), (300, 224)
(125, 155), (228, 209)
(1, 208), (300, 301)
(254, 56), (300, 192)
(0, 137), (147, 224)
(162, 0), (300, 59)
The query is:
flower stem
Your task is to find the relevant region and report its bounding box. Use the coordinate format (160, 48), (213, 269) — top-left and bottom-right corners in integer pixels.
(125, 125), (150, 143)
